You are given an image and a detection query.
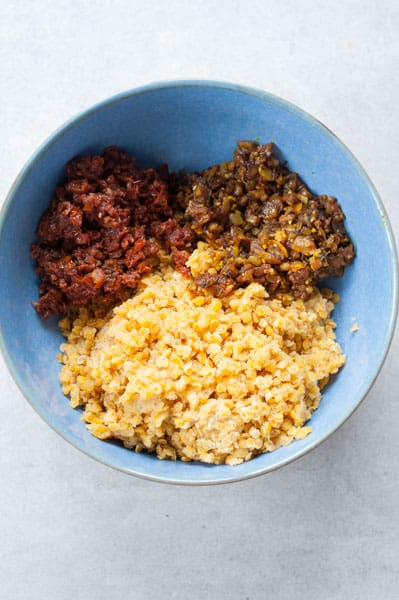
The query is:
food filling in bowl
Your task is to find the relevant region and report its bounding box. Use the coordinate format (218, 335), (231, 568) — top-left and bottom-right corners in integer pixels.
(31, 142), (354, 464)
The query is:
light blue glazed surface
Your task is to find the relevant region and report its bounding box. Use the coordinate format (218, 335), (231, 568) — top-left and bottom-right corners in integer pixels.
(0, 81), (397, 484)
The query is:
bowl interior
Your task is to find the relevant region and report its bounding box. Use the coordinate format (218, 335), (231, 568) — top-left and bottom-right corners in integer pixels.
(0, 82), (397, 484)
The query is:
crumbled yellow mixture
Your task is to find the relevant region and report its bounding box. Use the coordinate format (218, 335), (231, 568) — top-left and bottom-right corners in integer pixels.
(59, 256), (345, 465)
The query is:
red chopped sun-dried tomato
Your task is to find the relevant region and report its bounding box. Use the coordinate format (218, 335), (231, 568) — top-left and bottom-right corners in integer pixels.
(31, 146), (194, 317)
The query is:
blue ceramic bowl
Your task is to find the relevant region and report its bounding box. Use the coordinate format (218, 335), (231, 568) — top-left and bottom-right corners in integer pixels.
(0, 81), (397, 484)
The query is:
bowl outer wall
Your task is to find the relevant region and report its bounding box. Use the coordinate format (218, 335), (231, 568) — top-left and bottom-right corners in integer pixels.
(0, 80), (397, 485)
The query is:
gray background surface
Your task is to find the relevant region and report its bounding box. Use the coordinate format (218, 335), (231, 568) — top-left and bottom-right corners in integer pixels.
(1, 1), (398, 598)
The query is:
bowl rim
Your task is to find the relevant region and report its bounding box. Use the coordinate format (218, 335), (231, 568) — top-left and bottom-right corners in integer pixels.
(1, 79), (398, 485)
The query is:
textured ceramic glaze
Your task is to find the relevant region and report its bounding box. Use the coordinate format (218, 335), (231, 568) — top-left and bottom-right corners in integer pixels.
(0, 81), (397, 484)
